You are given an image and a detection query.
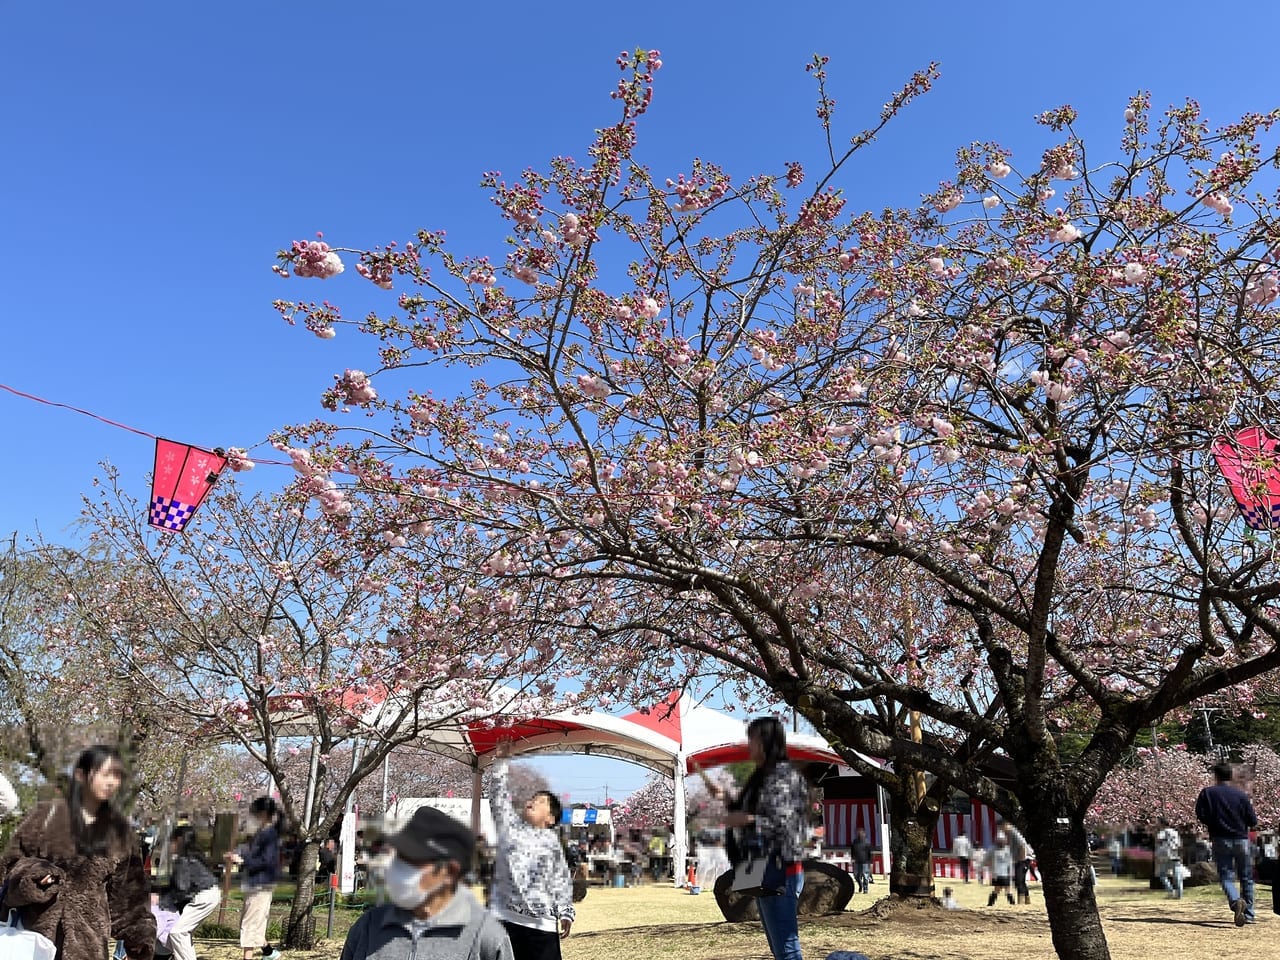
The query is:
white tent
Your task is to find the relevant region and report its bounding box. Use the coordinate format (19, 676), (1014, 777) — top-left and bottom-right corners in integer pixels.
(413, 689), (858, 884)
(387, 796), (498, 844)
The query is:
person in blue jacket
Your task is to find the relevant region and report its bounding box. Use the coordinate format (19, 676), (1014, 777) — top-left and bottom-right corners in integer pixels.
(226, 797), (282, 960)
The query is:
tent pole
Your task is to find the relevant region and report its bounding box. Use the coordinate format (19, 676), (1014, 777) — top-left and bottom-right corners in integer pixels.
(470, 763), (484, 838)
(672, 753), (687, 888)
(878, 784), (891, 878)
(302, 739), (320, 831)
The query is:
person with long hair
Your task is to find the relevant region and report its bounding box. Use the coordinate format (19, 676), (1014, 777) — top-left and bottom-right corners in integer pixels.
(225, 797), (282, 960)
(713, 717), (809, 960)
(0, 745), (156, 960)
(158, 825), (221, 960)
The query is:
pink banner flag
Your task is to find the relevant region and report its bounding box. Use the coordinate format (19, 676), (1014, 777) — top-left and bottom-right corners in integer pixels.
(1211, 426), (1280, 530)
(149, 438), (228, 533)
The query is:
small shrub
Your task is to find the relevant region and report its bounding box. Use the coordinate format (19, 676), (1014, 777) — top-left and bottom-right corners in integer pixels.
(194, 921), (238, 939)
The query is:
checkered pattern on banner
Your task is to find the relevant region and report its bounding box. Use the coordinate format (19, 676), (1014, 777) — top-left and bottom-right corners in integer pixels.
(150, 496), (195, 532)
(1237, 499), (1280, 530)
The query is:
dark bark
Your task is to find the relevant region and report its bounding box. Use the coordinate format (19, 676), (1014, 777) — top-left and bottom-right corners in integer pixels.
(885, 782), (936, 898)
(283, 840), (320, 949)
(1021, 785), (1112, 960)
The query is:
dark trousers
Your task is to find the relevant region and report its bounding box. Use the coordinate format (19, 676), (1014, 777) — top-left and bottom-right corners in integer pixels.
(503, 921), (562, 960)
(1014, 859), (1031, 898)
(958, 857), (970, 882)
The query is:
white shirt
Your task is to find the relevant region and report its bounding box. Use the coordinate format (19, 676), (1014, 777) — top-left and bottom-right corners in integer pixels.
(0, 772), (18, 819)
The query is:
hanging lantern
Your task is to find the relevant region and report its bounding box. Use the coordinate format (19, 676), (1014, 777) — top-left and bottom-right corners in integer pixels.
(1211, 426), (1280, 530)
(148, 438), (228, 533)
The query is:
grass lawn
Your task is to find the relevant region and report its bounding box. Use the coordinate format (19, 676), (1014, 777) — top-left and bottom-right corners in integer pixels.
(196, 874), (1280, 960)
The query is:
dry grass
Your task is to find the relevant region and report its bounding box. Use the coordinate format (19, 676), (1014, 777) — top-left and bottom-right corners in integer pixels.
(200, 875), (1280, 960)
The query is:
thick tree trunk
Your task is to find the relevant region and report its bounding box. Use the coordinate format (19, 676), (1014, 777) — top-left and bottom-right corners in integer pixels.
(1023, 794), (1112, 960)
(284, 840), (320, 949)
(885, 783), (935, 898)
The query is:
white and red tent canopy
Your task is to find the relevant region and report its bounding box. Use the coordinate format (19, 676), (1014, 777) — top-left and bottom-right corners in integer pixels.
(218, 684), (869, 877)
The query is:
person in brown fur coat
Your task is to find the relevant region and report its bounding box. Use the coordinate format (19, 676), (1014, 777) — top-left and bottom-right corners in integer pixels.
(0, 745), (155, 960)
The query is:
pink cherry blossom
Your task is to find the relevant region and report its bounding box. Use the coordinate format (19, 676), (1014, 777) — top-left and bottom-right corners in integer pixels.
(291, 239), (345, 280)
(1051, 222), (1082, 243)
(1201, 192), (1234, 217)
(335, 369), (378, 406)
(933, 191), (962, 213)
(1122, 262), (1147, 284)
(982, 195), (1001, 209)
(226, 448), (255, 473)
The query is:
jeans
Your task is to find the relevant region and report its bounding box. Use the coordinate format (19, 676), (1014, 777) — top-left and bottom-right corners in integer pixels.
(758, 870), (804, 960)
(853, 862), (871, 893)
(1212, 838), (1254, 919)
(1158, 858), (1183, 898)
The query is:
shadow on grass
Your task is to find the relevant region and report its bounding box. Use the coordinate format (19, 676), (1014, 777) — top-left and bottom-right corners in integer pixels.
(1107, 915), (1231, 929)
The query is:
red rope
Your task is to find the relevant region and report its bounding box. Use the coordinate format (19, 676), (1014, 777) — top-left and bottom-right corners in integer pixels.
(0, 382), (1072, 505)
(0, 382), (290, 465)
(0, 382), (159, 440)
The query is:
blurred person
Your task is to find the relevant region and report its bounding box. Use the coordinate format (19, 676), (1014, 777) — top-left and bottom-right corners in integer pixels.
(941, 886), (962, 910)
(716, 717), (809, 960)
(0, 744), (156, 960)
(1196, 762), (1258, 926)
(225, 797), (282, 960)
(1005, 824), (1032, 905)
(985, 830), (1016, 907)
(157, 825), (221, 960)
(646, 830), (667, 882)
(951, 829), (972, 884)
(316, 838), (338, 886)
(850, 828), (873, 895)
(1107, 835), (1123, 876)
(1153, 817), (1183, 900)
(489, 740), (574, 960)
(0, 769), (18, 819)
(338, 806), (511, 960)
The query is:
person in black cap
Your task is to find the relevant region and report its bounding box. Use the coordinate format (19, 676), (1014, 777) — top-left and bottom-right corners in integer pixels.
(338, 806), (512, 960)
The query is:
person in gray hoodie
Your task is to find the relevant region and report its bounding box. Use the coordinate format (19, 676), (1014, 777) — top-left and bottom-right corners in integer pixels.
(339, 806), (512, 960)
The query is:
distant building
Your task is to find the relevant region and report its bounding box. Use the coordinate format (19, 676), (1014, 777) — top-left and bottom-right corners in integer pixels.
(386, 797), (497, 844)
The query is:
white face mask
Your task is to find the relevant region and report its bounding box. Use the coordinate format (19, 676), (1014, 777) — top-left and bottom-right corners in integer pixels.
(385, 857), (443, 910)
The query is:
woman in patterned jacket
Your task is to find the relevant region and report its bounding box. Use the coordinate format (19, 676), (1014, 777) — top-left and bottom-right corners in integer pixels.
(717, 717), (810, 960)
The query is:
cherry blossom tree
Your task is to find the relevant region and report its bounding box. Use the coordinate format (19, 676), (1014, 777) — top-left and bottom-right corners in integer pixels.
(1237, 743), (1280, 825)
(1089, 744), (1210, 828)
(0, 535), (165, 793)
(270, 50), (1280, 960)
(1091, 742), (1280, 831)
(62, 471), (562, 948)
(613, 774), (674, 835)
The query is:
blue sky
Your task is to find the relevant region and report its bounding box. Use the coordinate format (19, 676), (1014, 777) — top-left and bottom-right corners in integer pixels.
(5, 1), (1280, 800)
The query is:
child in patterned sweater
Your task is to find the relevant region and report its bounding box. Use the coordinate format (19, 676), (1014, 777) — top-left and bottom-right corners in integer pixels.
(489, 740), (575, 960)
